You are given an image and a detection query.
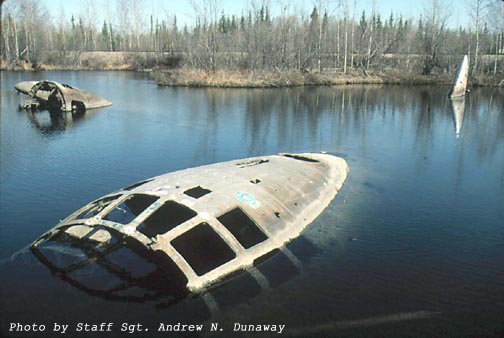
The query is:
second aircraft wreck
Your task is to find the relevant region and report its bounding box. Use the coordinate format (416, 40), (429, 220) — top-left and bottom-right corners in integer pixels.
(30, 153), (348, 302)
(15, 80), (112, 112)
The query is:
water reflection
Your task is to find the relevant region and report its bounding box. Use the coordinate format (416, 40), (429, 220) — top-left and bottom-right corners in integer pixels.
(25, 109), (81, 134)
(30, 225), (189, 304)
(22, 107), (100, 136)
(8, 80), (503, 166)
(450, 97), (465, 138)
(2, 72), (504, 337)
(191, 86), (502, 168)
(465, 90), (504, 161)
(30, 221), (318, 317)
(174, 86), (504, 196)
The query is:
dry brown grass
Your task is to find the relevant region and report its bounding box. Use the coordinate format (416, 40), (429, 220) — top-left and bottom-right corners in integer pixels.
(154, 68), (394, 88)
(154, 69), (283, 87)
(1, 60), (34, 71)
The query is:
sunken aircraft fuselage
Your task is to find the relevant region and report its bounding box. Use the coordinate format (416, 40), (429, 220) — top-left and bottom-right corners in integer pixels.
(15, 80), (112, 112)
(30, 153), (348, 302)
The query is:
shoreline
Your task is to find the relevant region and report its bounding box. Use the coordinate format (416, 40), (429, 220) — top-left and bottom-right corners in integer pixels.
(1, 61), (501, 88)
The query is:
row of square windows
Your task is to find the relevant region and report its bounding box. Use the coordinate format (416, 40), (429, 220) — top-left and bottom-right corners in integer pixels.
(75, 189), (268, 276)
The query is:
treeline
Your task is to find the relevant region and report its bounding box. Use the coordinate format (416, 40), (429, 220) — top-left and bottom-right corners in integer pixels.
(1, 0), (503, 77)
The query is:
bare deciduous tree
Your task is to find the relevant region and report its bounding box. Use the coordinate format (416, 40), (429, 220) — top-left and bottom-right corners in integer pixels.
(420, 0), (451, 75)
(0, 0), (500, 80)
(366, 0), (376, 70)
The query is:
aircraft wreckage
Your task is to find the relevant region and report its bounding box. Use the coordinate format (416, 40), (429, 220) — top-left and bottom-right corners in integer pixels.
(30, 153), (348, 301)
(15, 80), (112, 111)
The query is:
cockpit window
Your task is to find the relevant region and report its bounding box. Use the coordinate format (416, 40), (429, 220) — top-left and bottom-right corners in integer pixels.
(183, 186), (212, 199)
(138, 200), (197, 238)
(104, 194), (159, 224)
(171, 222), (236, 276)
(217, 207), (267, 249)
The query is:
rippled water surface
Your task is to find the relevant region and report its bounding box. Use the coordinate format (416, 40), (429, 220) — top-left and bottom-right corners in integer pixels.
(1, 71), (503, 337)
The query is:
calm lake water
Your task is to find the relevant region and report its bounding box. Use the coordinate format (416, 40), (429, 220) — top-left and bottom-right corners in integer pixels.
(0, 71), (503, 338)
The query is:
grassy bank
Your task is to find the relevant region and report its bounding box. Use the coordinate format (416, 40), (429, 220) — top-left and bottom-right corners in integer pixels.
(153, 68), (462, 88)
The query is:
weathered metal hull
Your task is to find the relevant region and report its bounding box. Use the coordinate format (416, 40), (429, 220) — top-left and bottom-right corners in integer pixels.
(15, 80), (112, 111)
(449, 55), (469, 98)
(31, 153), (348, 299)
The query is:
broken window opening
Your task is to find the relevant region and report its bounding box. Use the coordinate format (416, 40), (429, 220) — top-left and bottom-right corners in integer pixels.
(74, 194), (122, 220)
(217, 208), (267, 249)
(104, 194), (159, 225)
(28, 82), (65, 111)
(171, 222), (236, 276)
(48, 89), (63, 110)
(184, 186), (212, 199)
(122, 178), (154, 191)
(282, 154), (319, 162)
(71, 101), (86, 113)
(137, 200), (197, 238)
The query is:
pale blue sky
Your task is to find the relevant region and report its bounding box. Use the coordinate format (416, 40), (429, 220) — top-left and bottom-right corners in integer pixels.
(4, 0), (469, 29)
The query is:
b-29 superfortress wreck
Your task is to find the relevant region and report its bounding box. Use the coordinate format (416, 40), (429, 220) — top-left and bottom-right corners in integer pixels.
(30, 153), (348, 304)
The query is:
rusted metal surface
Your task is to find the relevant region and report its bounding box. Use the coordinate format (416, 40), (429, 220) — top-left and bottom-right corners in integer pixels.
(15, 80), (112, 111)
(30, 153), (348, 299)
